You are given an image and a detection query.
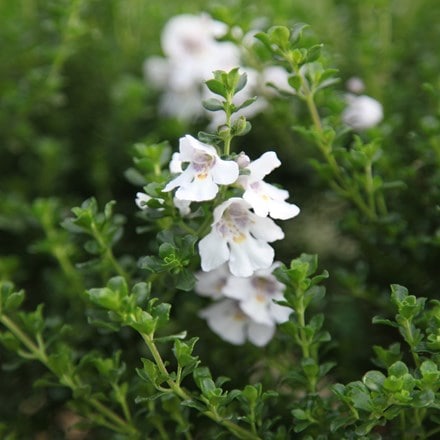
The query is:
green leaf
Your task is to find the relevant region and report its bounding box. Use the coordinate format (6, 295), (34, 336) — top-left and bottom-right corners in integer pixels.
(136, 358), (167, 387)
(287, 74), (302, 92)
(412, 390), (435, 407)
(363, 370), (386, 391)
(306, 44), (323, 63)
(290, 23), (310, 45)
(176, 269), (196, 292)
(292, 408), (308, 420)
(202, 98), (224, 112)
(241, 384), (260, 404)
(347, 382), (373, 412)
(234, 72), (248, 94)
(388, 361), (408, 378)
(87, 287), (120, 311)
(301, 358), (319, 380)
(193, 367), (216, 396)
(390, 284), (409, 304)
(3, 289), (25, 312)
(0, 332), (20, 351)
(205, 79), (227, 98)
(132, 309), (158, 335)
(173, 337), (199, 368)
(372, 316), (398, 328)
(268, 26), (290, 49)
(235, 97), (257, 112)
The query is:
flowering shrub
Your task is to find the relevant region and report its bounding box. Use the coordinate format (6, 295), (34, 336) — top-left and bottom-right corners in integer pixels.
(1, 2), (440, 439)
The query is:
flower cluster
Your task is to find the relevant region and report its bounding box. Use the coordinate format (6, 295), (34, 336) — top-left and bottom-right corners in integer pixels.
(153, 132), (299, 345)
(196, 263), (291, 346)
(144, 13), (291, 125)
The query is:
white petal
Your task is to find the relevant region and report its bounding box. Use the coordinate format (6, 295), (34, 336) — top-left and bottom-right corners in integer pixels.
(175, 175), (218, 201)
(212, 197), (248, 224)
(240, 296), (274, 326)
(243, 189), (270, 217)
(247, 321), (275, 346)
(169, 152), (183, 173)
(199, 299), (246, 345)
(342, 95), (383, 130)
(269, 300), (292, 323)
(268, 199), (300, 220)
(222, 277), (253, 301)
(179, 135), (197, 161)
(173, 197), (191, 216)
(199, 230), (229, 272)
(247, 152), (281, 181)
(249, 215), (284, 242)
(143, 56), (170, 88)
(228, 237), (274, 277)
(181, 135), (217, 159)
(260, 182), (290, 201)
(210, 159), (239, 185)
(163, 168), (193, 192)
(195, 264), (230, 299)
(159, 89), (204, 121)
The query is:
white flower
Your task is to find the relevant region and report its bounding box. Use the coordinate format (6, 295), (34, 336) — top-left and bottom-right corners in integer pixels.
(163, 135), (239, 201)
(342, 94), (383, 131)
(161, 13), (230, 63)
(144, 13), (241, 121)
(222, 263), (291, 326)
(238, 151), (300, 220)
(195, 264), (230, 300)
(198, 198), (284, 277)
(199, 298), (275, 346)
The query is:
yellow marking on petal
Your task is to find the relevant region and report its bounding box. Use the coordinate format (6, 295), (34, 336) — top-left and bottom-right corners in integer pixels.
(255, 293), (266, 303)
(233, 310), (247, 321)
(196, 173), (208, 180)
(233, 233), (246, 243)
(261, 194), (270, 201)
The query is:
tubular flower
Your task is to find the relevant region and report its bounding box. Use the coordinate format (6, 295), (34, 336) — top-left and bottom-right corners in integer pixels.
(222, 263), (291, 326)
(198, 198), (284, 277)
(144, 13), (241, 121)
(163, 135), (239, 201)
(238, 151), (300, 220)
(199, 298), (275, 346)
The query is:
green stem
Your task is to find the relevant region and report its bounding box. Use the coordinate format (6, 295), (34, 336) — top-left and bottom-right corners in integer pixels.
(365, 161), (377, 217)
(0, 315), (48, 363)
(402, 319), (421, 368)
(0, 314), (138, 437)
(48, 0), (84, 83)
(140, 332), (260, 439)
(112, 384), (132, 423)
(52, 245), (84, 293)
(296, 299), (310, 359)
(141, 332), (190, 400)
(289, 57), (378, 221)
(91, 222), (129, 280)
